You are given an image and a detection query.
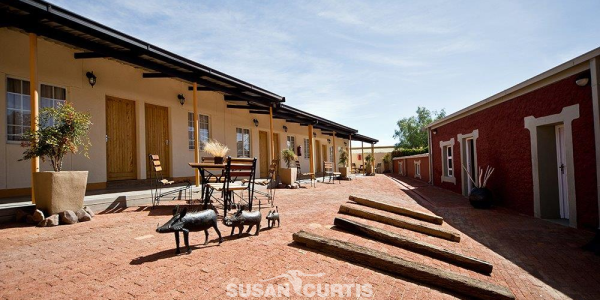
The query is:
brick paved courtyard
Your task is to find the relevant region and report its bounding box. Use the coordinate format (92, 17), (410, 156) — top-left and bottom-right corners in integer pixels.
(1, 175), (599, 299)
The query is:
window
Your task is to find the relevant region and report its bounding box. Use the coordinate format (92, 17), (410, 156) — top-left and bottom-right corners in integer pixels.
(188, 113), (210, 150)
(236, 128), (251, 157)
(287, 136), (295, 150)
(304, 138), (310, 159)
(329, 146), (333, 162)
(414, 160), (421, 179)
(40, 84), (66, 126)
(6, 78), (31, 141)
(445, 146), (453, 177)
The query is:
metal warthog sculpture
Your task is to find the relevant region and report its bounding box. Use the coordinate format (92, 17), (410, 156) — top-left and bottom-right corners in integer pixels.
(156, 206), (222, 254)
(266, 206), (280, 228)
(223, 207), (261, 237)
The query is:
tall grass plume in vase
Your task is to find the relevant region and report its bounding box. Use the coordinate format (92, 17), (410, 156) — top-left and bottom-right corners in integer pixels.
(204, 140), (229, 164)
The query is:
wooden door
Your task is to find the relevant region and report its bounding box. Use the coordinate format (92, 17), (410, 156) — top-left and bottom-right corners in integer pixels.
(106, 96), (137, 181)
(259, 131), (269, 178)
(322, 145), (328, 163)
(145, 104), (170, 178)
(315, 140), (322, 173)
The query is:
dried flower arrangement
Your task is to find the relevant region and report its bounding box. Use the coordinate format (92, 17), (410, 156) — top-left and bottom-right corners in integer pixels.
(463, 165), (495, 188)
(203, 140), (229, 157)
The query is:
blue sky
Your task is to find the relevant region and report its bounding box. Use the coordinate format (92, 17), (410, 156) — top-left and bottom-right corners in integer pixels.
(53, 0), (600, 146)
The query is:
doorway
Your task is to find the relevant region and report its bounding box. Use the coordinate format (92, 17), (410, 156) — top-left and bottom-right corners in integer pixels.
(106, 96), (137, 181)
(259, 131), (269, 178)
(556, 125), (569, 219)
(465, 138), (476, 191)
(145, 103), (170, 179)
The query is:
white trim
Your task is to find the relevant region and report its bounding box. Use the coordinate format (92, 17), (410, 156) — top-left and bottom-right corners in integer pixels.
(458, 129), (479, 196)
(590, 58), (600, 229)
(414, 160), (421, 179)
(428, 48), (599, 129)
(524, 104), (579, 228)
(439, 138), (456, 184)
(392, 153), (429, 160)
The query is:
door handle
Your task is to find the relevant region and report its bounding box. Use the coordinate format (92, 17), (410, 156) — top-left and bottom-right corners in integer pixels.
(166, 140), (169, 146)
(559, 164), (565, 174)
(106, 135), (109, 143)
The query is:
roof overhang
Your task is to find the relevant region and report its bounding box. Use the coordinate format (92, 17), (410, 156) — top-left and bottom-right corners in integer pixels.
(0, 0), (284, 105)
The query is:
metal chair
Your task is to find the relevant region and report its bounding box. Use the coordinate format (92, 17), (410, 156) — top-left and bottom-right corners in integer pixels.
(295, 161), (315, 187)
(323, 161), (341, 184)
(206, 156), (257, 215)
(148, 154), (191, 208)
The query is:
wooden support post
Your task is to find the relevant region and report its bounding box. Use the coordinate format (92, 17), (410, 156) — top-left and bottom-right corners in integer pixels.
(349, 195), (443, 225)
(371, 142), (375, 173)
(333, 218), (492, 274)
(192, 83), (200, 186)
(308, 125), (314, 175)
(269, 106), (275, 164)
(29, 33), (39, 203)
(361, 141), (364, 173)
(292, 231), (514, 300)
(332, 131), (337, 172)
(338, 204), (460, 242)
(349, 134), (353, 173)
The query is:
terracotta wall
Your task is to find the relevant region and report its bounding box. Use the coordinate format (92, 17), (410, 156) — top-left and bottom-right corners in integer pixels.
(392, 154), (430, 183)
(430, 73), (597, 229)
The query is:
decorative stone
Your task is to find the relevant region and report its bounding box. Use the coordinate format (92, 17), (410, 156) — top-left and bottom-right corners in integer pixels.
(32, 209), (45, 223)
(15, 209), (28, 222)
(76, 209), (92, 222)
(38, 214), (59, 227)
(59, 210), (78, 224)
(83, 206), (95, 218)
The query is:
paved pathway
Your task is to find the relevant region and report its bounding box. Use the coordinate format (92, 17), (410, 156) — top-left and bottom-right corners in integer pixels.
(0, 175), (598, 299)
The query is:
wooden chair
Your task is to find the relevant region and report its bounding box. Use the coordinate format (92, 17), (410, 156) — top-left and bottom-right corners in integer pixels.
(351, 163), (358, 174)
(295, 161), (315, 187)
(148, 154), (191, 208)
(323, 161), (341, 184)
(358, 164), (364, 174)
(206, 156), (257, 215)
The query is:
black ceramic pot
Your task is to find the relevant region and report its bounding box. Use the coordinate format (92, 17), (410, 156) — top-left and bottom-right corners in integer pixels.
(469, 187), (493, 209)
(214, 157), (224, 165)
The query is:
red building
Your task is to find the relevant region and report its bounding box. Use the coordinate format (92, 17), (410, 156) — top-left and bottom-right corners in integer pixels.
(425, 48), (600, 230)
(392, 154), (430, 183)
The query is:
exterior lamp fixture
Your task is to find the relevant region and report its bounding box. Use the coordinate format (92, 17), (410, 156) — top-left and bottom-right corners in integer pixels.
(177, 94), (185, 106)
(576, 77), (590, 87)
(432, 129), (438, 135)
(253, 118), (259, 127)
(86, 71), (97, 88)
(283, 125), (288, 132)
(313, 132), (317, 138)
(327, 138), (331, 144)
(344, 142), (347, 146)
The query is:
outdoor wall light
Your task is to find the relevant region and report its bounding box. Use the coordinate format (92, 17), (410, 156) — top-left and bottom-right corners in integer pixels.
(177, 94), (186, 106)
(313, 132), (317, 137)
(86, 71), (97, 88)
(283, 125), (288, 132)
(327, 138), (331, 144)
(432, 129), (438, 135)
(253, 118), (259, 127)
(344, 142), (347, 146)
(576, 77), (590, 87)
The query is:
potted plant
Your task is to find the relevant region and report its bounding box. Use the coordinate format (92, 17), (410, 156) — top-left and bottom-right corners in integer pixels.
(280, 149), (298, 185)
(338, 148), (349, 178)
(204, 140), (229, 164)
(365, 154), (375, 176)
(382, 153), (392, 173)
(20, 103), (92, 215)
(464, 165), (495, 209)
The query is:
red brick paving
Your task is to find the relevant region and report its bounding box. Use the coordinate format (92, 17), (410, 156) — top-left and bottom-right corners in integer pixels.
(1, 175), (599, 299)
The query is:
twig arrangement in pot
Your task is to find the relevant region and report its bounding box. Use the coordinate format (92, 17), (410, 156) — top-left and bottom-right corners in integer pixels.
(463, 165), (495, 209)
(203, 140), (229, 164)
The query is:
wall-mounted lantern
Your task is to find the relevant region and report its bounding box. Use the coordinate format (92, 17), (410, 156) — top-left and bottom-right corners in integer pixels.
(177, 94), (186, 106)
(313, 132), (317, 138)
(253, 118), (259, 127)
(86, 71), (97, 88)
(327, 138), (331, 144)
(283, 125), (288, 132)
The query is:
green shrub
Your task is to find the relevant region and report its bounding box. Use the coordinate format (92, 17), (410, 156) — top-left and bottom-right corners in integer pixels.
(281, 149), (297, 168)
(391, 147), (428, 158)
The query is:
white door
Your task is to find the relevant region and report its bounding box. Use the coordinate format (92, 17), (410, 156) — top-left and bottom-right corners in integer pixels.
(556, 125), (569, 219)
(465, 138), (476, 191)
(398, 162), (403, 175)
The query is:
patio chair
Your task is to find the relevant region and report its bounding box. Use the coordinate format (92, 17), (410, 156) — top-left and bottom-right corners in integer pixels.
(375, 162), (382, 174)
(148, 154), (191, 208)
(323, 161), (341, 184)
(295, 161), (315, 188)
(242, 160), (279, 208)
(206, 156), (257, 215)
(358, 164), (364, 174)
(351, 163), (358, 174)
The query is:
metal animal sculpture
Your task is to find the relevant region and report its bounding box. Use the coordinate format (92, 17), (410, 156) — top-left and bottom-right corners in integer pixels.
(266, 206), (280, 228)
(156, 206), (222, 254)
(223, 207), (261, 237)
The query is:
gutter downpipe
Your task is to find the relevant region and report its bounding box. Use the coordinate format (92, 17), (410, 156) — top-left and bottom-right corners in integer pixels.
(428, 127), (434, 185)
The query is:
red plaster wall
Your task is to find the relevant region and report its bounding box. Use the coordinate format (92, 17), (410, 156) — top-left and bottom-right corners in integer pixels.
(431, 73), (598, 229)
(393, 156), (430, 183)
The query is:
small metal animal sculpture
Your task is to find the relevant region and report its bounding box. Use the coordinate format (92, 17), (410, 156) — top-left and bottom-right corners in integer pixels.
(266, 206), (280, 228)
(156, 206), (222, 254)
(223, 207), (261, 237)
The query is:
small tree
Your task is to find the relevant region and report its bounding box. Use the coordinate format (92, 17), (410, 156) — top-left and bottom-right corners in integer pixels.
(393, 107), (446, 149)
(281, 149), (297, 168)
(365, 154), (375, 169)
(20, 103), (92, 172)
(338, 148), (349, 167)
